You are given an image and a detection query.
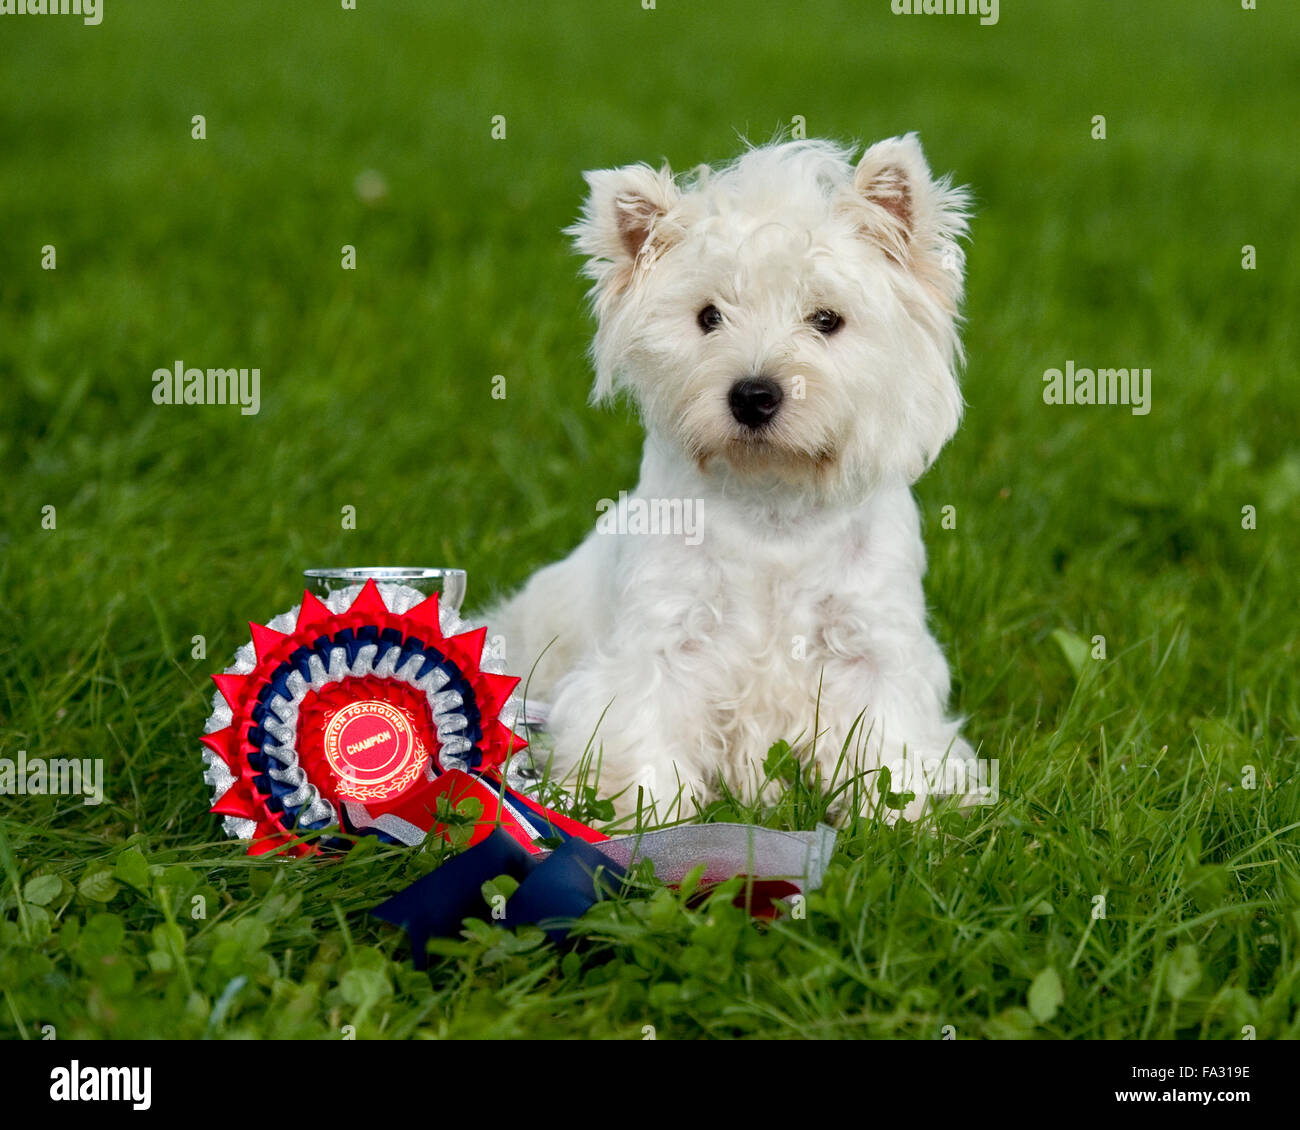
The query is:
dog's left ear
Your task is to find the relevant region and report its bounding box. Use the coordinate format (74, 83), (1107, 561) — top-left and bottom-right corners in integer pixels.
(567, 163), (681, 295)
(848, 134), (970, 308)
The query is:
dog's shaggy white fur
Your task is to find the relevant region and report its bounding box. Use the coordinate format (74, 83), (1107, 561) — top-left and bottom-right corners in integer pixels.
(488, 135), (976, 819)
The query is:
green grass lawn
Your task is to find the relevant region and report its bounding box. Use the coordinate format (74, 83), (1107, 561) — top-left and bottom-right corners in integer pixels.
(2, 0), (1298, 1039)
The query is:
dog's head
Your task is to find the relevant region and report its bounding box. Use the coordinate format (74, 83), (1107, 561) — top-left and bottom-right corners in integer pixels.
(569, 136), (970, 502)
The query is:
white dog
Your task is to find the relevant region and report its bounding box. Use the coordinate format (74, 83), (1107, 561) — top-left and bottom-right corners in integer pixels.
(488, 135), (977, 820)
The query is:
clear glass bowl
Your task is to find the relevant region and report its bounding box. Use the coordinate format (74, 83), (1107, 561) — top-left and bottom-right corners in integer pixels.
(302, 567), (467, 615)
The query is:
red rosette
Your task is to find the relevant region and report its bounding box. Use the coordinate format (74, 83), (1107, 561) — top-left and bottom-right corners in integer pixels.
(201, 579), (527, 856)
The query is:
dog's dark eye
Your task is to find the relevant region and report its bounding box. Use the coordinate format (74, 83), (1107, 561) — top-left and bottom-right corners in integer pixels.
(697, 304), (723, 333)
(809, 309), (843, 335)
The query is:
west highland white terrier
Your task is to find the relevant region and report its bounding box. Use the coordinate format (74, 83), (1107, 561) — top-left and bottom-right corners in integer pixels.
(490, 134), (977, 820)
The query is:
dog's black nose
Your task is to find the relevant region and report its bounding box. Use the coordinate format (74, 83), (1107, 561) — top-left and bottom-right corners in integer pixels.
(728, 377), (783, 428)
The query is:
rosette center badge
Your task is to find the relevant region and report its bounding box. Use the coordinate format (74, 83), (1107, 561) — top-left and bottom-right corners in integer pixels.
(322, 700), (424, 801)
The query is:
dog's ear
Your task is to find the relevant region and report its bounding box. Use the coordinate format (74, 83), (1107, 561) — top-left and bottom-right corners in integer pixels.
(848, 133), (970, 310)
(567, 163), (681, 293)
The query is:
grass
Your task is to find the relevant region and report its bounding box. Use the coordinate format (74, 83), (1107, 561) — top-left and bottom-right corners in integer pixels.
(1, 0), (1298, 1039)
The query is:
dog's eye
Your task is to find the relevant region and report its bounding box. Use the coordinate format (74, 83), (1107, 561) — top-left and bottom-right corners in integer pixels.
(809, 309), (843, 335)
(697, 304), (723, 333)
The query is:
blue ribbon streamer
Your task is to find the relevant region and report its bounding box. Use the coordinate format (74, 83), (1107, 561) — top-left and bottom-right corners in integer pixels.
(371, 829), (626, 968)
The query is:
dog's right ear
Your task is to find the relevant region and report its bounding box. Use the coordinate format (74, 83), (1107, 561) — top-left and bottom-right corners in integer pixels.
(567, 163), (680, 294)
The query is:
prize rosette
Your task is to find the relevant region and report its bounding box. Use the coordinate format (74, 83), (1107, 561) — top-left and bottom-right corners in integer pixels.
(202, 571), (837, 964)
(201, 578), (589, 857)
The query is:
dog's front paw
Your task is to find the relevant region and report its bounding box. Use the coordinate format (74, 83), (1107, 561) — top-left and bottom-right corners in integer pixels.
(544, 666), (713, 822)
